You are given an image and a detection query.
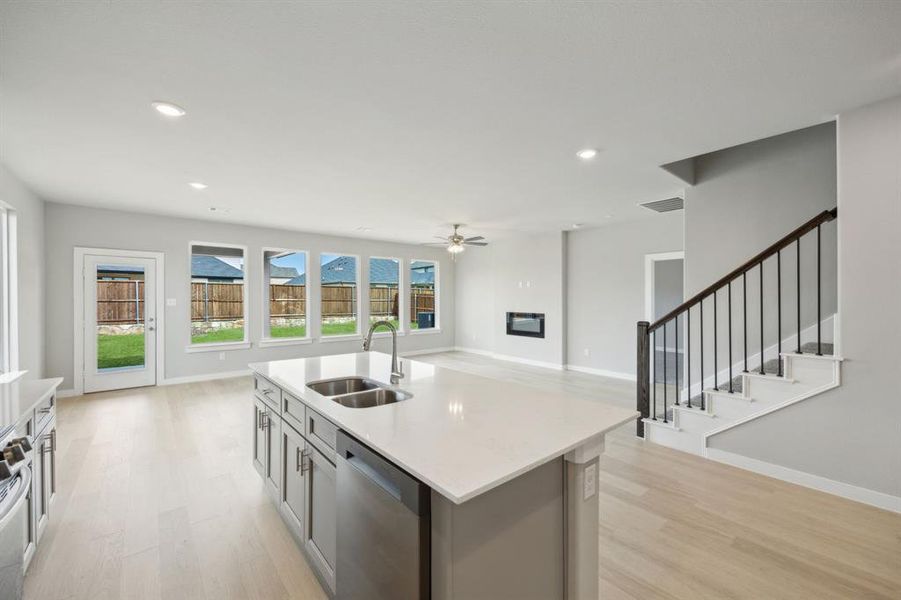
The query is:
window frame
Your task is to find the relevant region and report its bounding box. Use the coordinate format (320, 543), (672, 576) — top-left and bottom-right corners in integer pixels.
(260, 247), (310, 347)
(408, 258), (440, 334)
(187, 241), (250, 352)
(318, 251), (362, 341)
(367, 256), (405, 337)
(0, 206), (18, 376)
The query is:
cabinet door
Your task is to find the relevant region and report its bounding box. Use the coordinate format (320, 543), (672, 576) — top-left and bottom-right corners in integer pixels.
(279, 422), (306, 540)
(34, 429), (51, 542)
(264, 408), (281, 497)
(252, 397), (267, 478)
(47, 426), (57, 506)
(305, 442), (337, 593)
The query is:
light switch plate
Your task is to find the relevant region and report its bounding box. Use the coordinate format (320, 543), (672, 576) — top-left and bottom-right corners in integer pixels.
(166, 298), (177, 306)
(583, 463), (597, 500)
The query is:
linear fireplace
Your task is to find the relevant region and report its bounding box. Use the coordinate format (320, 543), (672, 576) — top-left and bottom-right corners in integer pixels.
(506, 312), (545, 338)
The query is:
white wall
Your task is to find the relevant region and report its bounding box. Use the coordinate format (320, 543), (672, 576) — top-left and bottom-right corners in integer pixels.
(566, 213), (684, 378)
(710, 95), (901, 500)
(454, 232), (566, 366)
(0, 164), (45, 379)
(44, 203), (455, 389)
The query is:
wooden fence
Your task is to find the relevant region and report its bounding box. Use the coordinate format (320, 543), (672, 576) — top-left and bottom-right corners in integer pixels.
(97, 281), (436, 324)
(97, 280), (145, 324)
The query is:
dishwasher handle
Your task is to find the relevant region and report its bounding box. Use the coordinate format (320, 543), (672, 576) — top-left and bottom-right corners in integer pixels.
(337, 431), (429, 517)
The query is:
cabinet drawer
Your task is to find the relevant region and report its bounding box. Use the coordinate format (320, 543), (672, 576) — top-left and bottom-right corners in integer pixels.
(35, 393), (55, 434)
(254, 374), (281, 412)
(305, 409), (337, 462)
(281, 391), (306, 435)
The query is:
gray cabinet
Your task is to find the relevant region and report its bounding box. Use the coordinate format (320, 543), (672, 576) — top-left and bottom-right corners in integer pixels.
(305, 441), (337, 593)
(279, 421), (306, 541)
(34, 424), (54, 542)
(252, 396), (281, 499)
(252, 396), (267, 477)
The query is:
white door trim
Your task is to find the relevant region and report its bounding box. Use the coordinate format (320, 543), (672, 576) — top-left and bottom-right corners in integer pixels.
(73, 247), (166, 395)
(644, 250), (685, 322)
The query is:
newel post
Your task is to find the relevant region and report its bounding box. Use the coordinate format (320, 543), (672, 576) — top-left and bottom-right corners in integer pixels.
(636, 321), (650, 438)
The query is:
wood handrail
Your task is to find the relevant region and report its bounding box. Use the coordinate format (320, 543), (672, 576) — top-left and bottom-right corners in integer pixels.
(648, 207), (837, 333)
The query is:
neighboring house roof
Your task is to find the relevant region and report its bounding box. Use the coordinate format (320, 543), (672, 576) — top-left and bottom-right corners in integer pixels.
(285, 257), (434, 286)
(192, 255), (244, 280)
(269, 265), (299, 278)
(98, 264), (144, 274)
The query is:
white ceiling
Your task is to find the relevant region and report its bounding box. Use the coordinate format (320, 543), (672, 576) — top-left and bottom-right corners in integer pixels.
(2, 1), (900, 243)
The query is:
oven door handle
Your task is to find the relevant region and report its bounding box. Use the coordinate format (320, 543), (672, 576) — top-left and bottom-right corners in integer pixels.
(0, 465), (32, 529)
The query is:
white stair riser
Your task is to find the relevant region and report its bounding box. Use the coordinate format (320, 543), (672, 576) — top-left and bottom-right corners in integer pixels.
(743, 376), (818, 403)
(673, 409), (719, 435)
(645, 421), (703, 454)
(704, 396), (759, 421)
(784, 355), (838, 386)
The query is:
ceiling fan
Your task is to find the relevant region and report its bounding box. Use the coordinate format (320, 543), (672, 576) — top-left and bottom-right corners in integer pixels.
(421, 224), (488, 257)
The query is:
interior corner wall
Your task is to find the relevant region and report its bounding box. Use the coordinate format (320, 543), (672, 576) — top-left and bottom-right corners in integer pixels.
(710, 95), (901, 500)
(454, 232), (565, 366)
(566, 213), (683, 378)
(0, 164), (45, 379)
(43, 203), (455, 390)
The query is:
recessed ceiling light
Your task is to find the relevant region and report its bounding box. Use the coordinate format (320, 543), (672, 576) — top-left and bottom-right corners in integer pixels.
(356, 226), (372, 232)
(576, 148), (598, 160)
(189, 182), (208, 190)
(151, 101), (186, 117)
(572, 223), (583, 229)
(604, 214), (613, 219)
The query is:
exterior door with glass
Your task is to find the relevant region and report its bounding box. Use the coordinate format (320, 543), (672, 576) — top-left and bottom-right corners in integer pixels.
(83, 255), (157, 393)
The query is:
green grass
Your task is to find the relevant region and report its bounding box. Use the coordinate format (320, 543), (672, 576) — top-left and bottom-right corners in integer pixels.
(191, 327), (245, 344)
(97, 333), (145, 369)
(321, 320), (358, 336)
(270, 325), (307, 338)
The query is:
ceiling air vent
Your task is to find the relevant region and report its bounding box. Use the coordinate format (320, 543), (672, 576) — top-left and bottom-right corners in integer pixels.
(639, 197), (684, 213)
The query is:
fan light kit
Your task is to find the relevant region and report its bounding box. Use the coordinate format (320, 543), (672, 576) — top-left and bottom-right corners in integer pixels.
(421, 224), (488, 259)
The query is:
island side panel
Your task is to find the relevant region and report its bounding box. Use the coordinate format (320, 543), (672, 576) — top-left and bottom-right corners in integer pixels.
(565, 456), (600, 600)
(431, 457), (565, 600)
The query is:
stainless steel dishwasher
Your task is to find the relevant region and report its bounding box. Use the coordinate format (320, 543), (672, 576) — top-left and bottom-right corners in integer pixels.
(336, 430), (430, 599)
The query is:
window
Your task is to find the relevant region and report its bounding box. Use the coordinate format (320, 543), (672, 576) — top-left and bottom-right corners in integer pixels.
(190, 243), (246, 344)
(264, 249), (308, 339)
(0, 207), (17, 373)
(369, 257), (400, 331)
(409, 260), (437, 330)
(320, 253), (359, 337)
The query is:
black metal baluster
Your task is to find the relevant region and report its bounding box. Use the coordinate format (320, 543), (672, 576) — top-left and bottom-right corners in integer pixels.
(817, 224), (822, 355)
(797, 238), (802, 354)
(652, 329), (657, 420)
(743, 271), (748, 372)
(713, 290), (718, 390)
(663, 322), (668, 423)
(687, 307), (692, 408)
(759, 260), (765, 375)
(675, 314), (680, 406)
(728, 281), (734, 393)
(777, 250), (783, 376)
(699, 299), (705, 410)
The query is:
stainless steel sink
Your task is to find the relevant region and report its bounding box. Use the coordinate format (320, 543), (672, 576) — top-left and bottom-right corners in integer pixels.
(306, 377), (381, 396)
(331, 387), (412, 408)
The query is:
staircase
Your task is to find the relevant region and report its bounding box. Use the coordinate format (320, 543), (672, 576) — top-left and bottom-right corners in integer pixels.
(636, 209), (840, 458)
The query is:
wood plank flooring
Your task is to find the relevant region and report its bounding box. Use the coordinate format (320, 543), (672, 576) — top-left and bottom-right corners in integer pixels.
(24, 351), (901, 599)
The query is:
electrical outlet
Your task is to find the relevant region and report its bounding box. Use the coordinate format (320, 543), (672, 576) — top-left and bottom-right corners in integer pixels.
(583, 463), (597, 500)
(218, 352), (226, 361)
(583, 348), (590, 357)
(166, 298), (176, 307)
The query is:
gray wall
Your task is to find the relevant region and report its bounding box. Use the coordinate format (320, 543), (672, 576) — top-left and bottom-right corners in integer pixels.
(711, 95), (901, 499)
(44, 203), (455, 389)
(454, 232), (565, 365)
(653, 259), (683, 320)
(684, 122), (837, 379)
(566, 212), (683, 377)
(0, 164), (45, 379)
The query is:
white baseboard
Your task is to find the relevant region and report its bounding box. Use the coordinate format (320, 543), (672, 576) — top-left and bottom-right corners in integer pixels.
(161, 369), (251, 386)
(453, 346), (564, 371)
(706, 447), (901, 514)
(565, 364), (636, 382)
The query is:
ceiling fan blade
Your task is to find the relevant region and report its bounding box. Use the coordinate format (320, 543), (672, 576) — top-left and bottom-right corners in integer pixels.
(463, 241), (488, 246)
(421, 242), (448, 246)
(464, 236), (485, 242)
(434, 235), (450, 241)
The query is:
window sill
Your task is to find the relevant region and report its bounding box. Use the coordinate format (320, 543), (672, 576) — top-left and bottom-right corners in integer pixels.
(185, 341), (252, 353)
(319, 334), (362, 343)
(258, 337), (313, 348)
(408, 328), (442, 336)
(0, 370), (27, 384)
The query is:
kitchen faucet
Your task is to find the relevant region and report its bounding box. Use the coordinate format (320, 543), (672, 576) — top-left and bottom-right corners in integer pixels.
(362, 320), (404, 383)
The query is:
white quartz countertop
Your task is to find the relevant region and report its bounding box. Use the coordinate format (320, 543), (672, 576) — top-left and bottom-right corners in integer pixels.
(249, 352), (637, 504)
(0, 377), (64, 430)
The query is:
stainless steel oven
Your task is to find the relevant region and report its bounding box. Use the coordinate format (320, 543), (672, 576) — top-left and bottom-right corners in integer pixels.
(0, 428), (33, 600)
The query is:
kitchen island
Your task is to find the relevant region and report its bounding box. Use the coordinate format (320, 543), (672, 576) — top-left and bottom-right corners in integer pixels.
(249, 352), (636, 600)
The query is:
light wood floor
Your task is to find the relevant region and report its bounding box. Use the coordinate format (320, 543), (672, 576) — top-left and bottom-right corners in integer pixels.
(24, 351), (901, 600)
